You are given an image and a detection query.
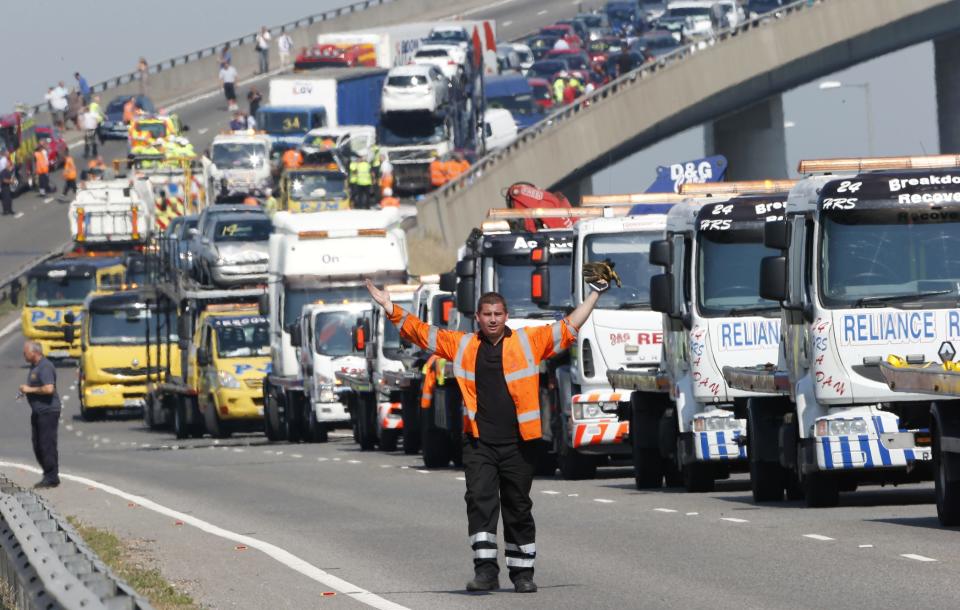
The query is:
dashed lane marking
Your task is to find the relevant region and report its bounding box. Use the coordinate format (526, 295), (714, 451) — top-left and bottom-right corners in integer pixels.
(567, 493), (578, 497)
(541, 490), (560, 495)
(721, 518), (749, 523)
(455, 476), (465, 481)
(455, 0), (514, 18)
(0, 319), (21, 340)
(804, 534), (835, 541)
(416, 470), (430, 474)
(537, 9), (548, 15)
(317, 457), (329, 462)
(380, 464), (391, 468)
(858, 544), (874, 548)
(654, 508), (677, 513)
(291, 454), (303, 459)
(901, 554), (936, 562)
(348, 460), (362, 464)
(686, 512), (699, 516)
(0, 461), (410, 610)
(503, 20), (513, 26)
(593, 498), (614, 504)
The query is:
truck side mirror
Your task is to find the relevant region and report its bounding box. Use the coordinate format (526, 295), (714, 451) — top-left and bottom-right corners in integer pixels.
(258, 293), (269, 316)
(650, 273), (675, 315)
(439, 271), (457, 293)
(9, 281), (20, 306)
(457, 279), (476, 316)
(764, 219), (790, 250)
(353, 321), (370, 351)
(63, 325), (75, 344)
(64, 312), (76, 325)
(531, 267), (550, 306)
(759, 256), (788, 302)
(455, 257), (476, 278)
(649, 239), (672, 267)
(285, 323), (302, 347)
(197, 347), (211, 366)
(177, 315), (191, 342)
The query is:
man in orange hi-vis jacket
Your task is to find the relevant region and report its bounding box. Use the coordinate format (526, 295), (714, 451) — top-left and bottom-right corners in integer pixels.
(365, 277), (605, 594)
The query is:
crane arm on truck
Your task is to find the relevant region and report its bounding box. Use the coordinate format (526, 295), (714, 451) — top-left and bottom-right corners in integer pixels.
(503, 182), (572, 231)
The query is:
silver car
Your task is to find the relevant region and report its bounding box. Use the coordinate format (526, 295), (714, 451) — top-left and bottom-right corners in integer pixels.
(194, 211), (272, 287)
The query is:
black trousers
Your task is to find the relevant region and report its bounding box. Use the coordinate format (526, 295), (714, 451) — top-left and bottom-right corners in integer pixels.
(31, 411), (60, 483)
(1, 188), (12, 215)
(463, 437), (537, 582)
(38, 174), (50, 194)
(63, 179), (77, 197)
(83, 130), (98, 158)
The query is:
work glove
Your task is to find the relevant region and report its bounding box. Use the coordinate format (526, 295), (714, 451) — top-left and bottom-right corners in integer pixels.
(582, 259), (621, 293)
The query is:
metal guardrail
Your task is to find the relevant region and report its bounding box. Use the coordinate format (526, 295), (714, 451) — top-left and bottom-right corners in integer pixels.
(0, 242), (72, 310)
(0, 476), (152, 610)
(24, 0), (398, 115)
(431, 0), (819, 206)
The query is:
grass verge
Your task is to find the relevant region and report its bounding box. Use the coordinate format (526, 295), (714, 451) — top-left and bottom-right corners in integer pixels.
(67, 517), (198, 610)
(0, 578), (14, 610)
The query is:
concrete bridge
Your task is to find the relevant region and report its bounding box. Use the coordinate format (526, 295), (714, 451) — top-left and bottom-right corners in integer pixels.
(407, 0), (960, 274)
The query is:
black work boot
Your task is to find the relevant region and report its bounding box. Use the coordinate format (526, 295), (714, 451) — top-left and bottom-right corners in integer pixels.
(466, 572), (499, 592)
(513, 576), (537, 593)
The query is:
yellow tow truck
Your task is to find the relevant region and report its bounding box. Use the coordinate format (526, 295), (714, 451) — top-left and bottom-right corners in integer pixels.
(278, 164), (351, 213)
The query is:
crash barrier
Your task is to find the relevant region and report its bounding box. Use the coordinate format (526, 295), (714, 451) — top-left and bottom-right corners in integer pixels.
(0, 475), (152, 610)
(23, 0), (493, 119)
(414, 0), (821, 252)
(0, 242), (71, 311)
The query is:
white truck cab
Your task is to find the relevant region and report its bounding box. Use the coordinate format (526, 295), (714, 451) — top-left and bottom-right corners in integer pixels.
(647, 186), (790, 492)
(298, 301), (373, 441)
(69, 177), (155, 245)
(730, 159), (949, 507)
(208, 132), (272, 200)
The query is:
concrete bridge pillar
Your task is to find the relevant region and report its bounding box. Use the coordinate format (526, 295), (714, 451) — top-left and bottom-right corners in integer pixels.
(558, 175), (593, 206)
(935, 33), (960, 153)
(704, 96), (788, 180)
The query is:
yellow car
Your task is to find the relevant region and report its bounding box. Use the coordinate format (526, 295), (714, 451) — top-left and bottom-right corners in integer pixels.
(194, 306), (271, 437)
(20, 255), (125, 359)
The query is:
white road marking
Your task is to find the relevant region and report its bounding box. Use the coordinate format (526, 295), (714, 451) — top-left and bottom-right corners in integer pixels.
(317, 457), (329, 462)
(233, 448), (245, 453)
(416, 470), (430, 474)
(721, 517), (749, 523)
(102, 438), (111, 444)
(654, 508), (677, 513)
(0, 319), (21, 340)
(70, 385), (76, 390)
(455, 476), (465, 481)
(197, 128), (209, 135)
(65, 425), (74, 431)
(61, 395), (70, 401)
(858, 544), (874, 548)
(43, 197), (53, 204)
(453, 0), (514, 18)
(275, 451), (284, 455)
(13, 212), (24, 219)
(140, 444), (150, 448)
(0, 461), (410, 610)
(380, 464), (391, 468)
(503, 20), (513, 27)
(348, 459), (362, 464)
(593, 498), (615, 504)
(263, 450), (273, 454)
(804, 534), (835, 541)
(537, 9), (548, 15)
(291, 454), (303, 459)
(400, 465), (409, 469)
(567, 493), (578, 497)
(333, 457), (342, 462)
(686, 512), (699, 516)
(901, 554), (936, 562)
(541, 490), (560, 495)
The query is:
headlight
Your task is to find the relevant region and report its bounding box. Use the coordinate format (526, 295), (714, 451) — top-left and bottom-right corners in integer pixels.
(318, 384), (336, 403)
(815, 418), (869, 437)
(217, 370), (242, 389)
(573, 403), (604, 420)
(90, 388), (106, 395)
(693, 415), (743, 432)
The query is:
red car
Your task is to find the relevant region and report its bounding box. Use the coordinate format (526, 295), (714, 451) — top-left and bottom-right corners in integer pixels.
(294, 43), (377, 69)
(35, 126), (68, 169)
(527, 78), (554, 111)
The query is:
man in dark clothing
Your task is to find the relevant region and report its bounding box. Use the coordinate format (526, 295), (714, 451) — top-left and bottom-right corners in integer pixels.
(366, 280), (604, 593)
(0, 164), (13, 215)
(19, 341), (62, 488)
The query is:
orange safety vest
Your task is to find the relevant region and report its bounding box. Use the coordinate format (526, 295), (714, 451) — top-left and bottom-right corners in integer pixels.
(123, 100), (135, 123)
(420, 355), (440, 409)
(380, 173), (394, 191)
(429, 160), (446, 187)
(34, 151), (49, 175)
(380, 195), (400, 208)
(389, 306), (577, 441)
(63, 157), (77, 181)
(282, 149), (303, 169)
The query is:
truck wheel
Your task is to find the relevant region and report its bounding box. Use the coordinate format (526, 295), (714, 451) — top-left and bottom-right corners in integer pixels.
(682, 462), (714, 493)
(533, 441), (557, 476)
(558, 446), (597, 480)
(422, 426), (451, 468)
(285, 396), (302, 443)
(143, 396), (155, 429)
(803, 472), (840, 508)
(358, 395), (377, 451)
(173, 399), (189, 440)
(933, 415), (960, 525)
(402, 398), (421, 455)
(205, 399), (230, 439)
(380, 429), (400, 452)
(80, 400), (102, 422)
(750, 461), (784, 502)
(304, 405), (328, 443)
(633, 447), (663, 489)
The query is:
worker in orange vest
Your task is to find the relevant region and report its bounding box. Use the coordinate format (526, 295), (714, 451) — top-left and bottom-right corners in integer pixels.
(61, 154), (78, 198)
(429, 156), (447, 188)
(380, 187), (400, 208)
(85, 157), (106, 181)
(122, 97), (136, 124)
(34, 145), (51, 195)
(243, 195), (259, 206)
(282, 148), (303, 169)
(364, 280), (604, 594)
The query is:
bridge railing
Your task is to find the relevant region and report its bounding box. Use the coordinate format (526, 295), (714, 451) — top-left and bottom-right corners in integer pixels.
(24, 0), (398, 115)
(433, 0), (818, 203)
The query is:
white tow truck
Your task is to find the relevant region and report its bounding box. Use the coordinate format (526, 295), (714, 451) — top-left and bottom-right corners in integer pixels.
(727, 157), (952, 507)
(638, 182), (794, 492)
(69, 177), (155, 246)
(261, 209), (409, 442)
(207, 131), (273, 202)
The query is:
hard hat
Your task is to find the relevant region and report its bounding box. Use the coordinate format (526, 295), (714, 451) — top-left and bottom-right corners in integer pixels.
(383, 188), (394, 197)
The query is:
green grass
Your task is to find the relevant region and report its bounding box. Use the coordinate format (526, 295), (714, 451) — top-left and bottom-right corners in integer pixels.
(67, 517), (198, 610)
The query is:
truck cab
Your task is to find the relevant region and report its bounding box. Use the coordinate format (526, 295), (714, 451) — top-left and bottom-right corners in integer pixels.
(378, 112), (454, 194)
(257, 105), (327, 154)
(194, 307), (271, 437)
(298, 301), (373, 442)
(20, 255), (126, 359)
(648, 186), (789, 492)
(79, 290), (180, 420)
(278, 165), (351, 212)
(263, 209), (408, 442)
(208, 132), (273, 200)
(749, 158), (952, 507)
(69, 177), (156, 246)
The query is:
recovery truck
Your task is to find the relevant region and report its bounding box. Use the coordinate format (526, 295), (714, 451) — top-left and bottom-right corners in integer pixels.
(76, 289), (178, 421)
(69, 176), (156, 246)
(726, 157), (950, 507)
(267, 70), (387, 129)
(0, 108), (37, 194)
(262, 208), (409, 442)
(207, 131), (273, 201)
(642, 181), (794, 492)
(277, 164), (351, 212)
(293, 301), (374, 443)
(337, 286), (421, 452)
(17, 254), (126, 360)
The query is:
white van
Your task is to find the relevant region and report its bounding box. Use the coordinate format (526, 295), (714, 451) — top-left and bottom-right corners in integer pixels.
(482, 108), (518, 152)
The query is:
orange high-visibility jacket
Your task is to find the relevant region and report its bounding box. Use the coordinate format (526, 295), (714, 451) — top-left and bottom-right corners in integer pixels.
(34, 151), (49, 175)
(282, 149), (303, 169)
(429, 160), (446, 187)
(63, 157), (77, 180)
(389, 306), (577, 441)
(420, 355), (443, 409)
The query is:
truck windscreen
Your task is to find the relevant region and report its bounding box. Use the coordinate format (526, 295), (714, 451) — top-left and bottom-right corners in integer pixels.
(820, 207), (960, 308)
(379, 119), (445, 146)
(216, 321), (270, 358)
(284, 286), (372, 327)
(697, 227), (779, 316)
(584, 232), (656, 309)
(314, 310), (370, 357)
(212, 143), (267, 169)
(289, 173), (347, 200)
(27, 275), (95, 307)
(89, 308), (177, 345)
(495, 256), (572, 318)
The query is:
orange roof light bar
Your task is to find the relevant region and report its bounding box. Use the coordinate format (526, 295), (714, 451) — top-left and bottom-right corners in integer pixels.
(581, 193), (687, 206)
(679, 180), (796, 195)
(798, 155), (960, 174)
